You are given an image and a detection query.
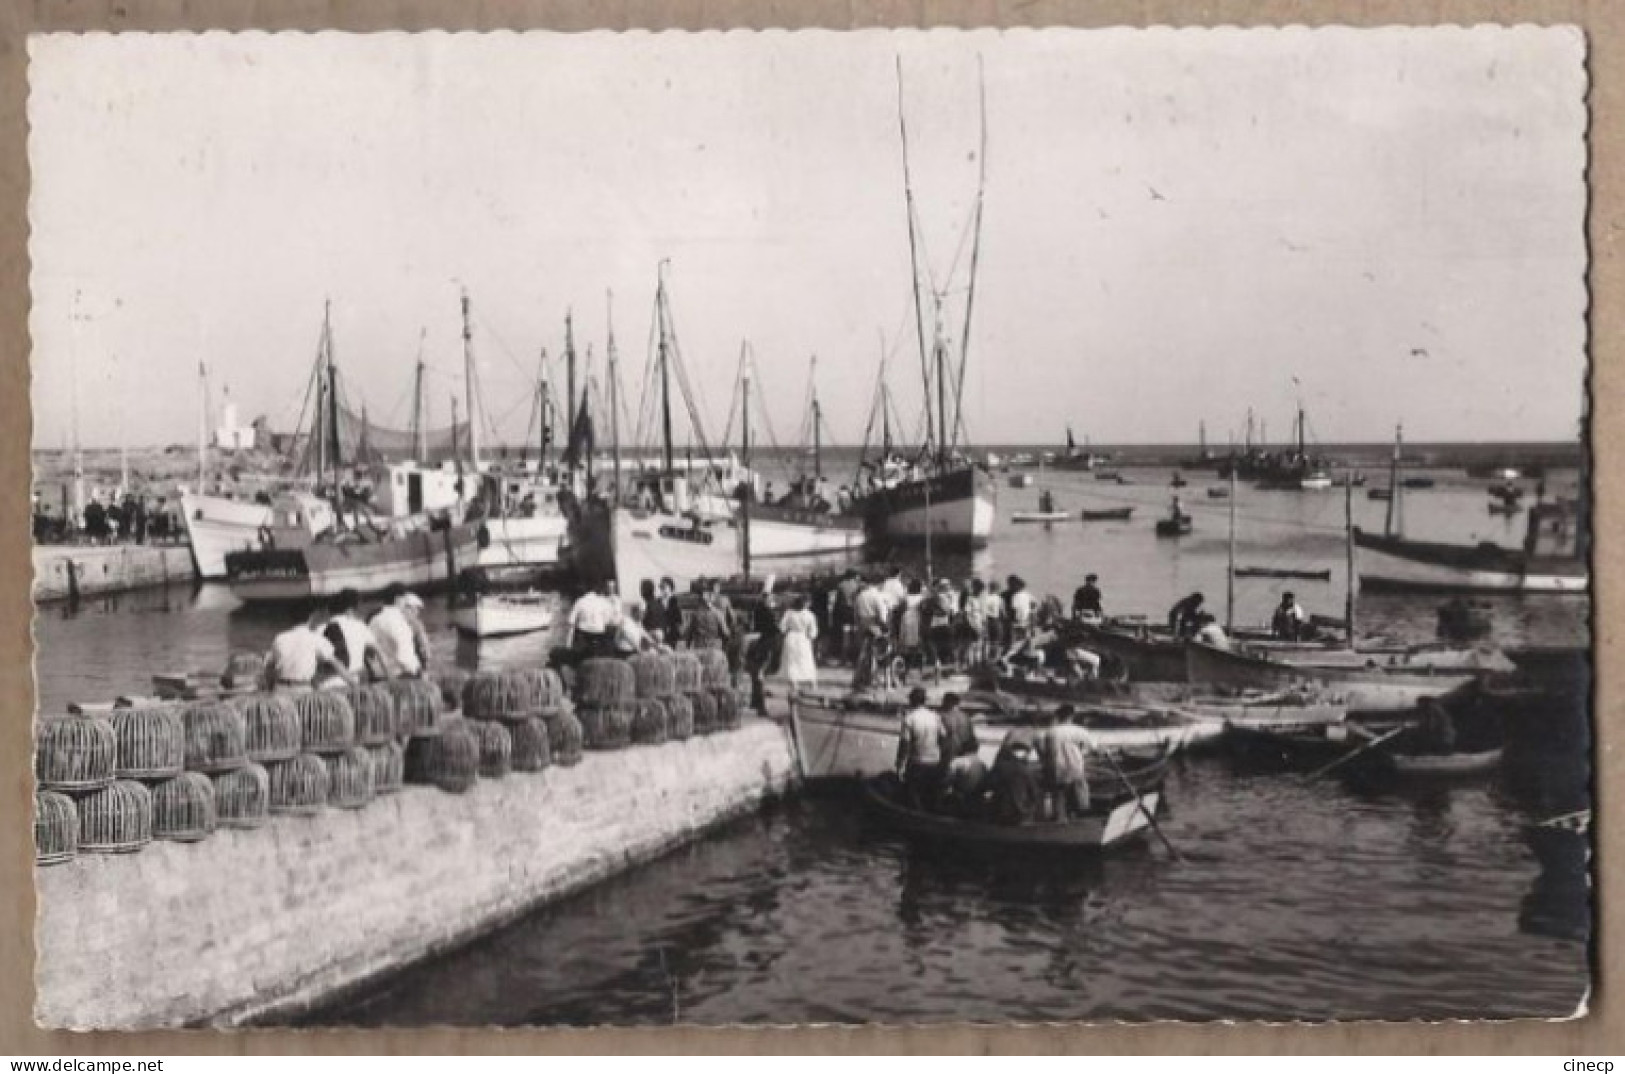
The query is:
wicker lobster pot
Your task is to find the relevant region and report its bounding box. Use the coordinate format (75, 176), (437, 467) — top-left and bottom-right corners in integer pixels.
(536, 668), (567, 713)
(212, 763), (270, 829)
(35, 714), (116, 793)
(404, 720), (480, 793)
(267, 753), (331, 815)
(669, 653), (703, 694)
(665, 694), (695, 741)
(346, 685), (398, 746)
(630, 699), (670, 746)
(181, 701), (247, 773)
(435, 668), (469, 714)
(542, 707), (585, 767)
(578, 703), (634, 750)
(509, 717), (552, 772)
(627, 653), (677, 700)
(233, 695), (302, 763)
(574, 658), (636, 707)
(386, 679), (445, 738)
(323, 746), (376, 809)
(711, 687), (742, 731)
(34, 791), (78, 865)
(78, 780), (153, 853)
(112, 706), (185, 781)
(367, 741), (406, 794)
(294, 691), (356, 754)
(696, 649), (731, 690)
(463, 670), (544, 723)
(151, 771), (218, 842)
(220, 650), (266, 691)
(470, 721), (513, 779)
(688, 690), (720, 736)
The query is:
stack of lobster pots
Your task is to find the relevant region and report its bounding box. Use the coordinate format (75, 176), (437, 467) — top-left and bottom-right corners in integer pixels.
(563, 649), (745, 750)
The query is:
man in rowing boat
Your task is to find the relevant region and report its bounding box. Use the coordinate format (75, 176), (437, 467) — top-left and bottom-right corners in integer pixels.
(894, 686), (944, 810)
(986, 718), (1045, 825)
(1072, 574), (1104, 622)
(1040, 705), (1095, 820)
(1168, 591), (1206, 638)
(1271, 592), (1310, 641)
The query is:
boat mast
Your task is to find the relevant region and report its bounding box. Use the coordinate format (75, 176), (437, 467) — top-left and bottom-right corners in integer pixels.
(895, 57), (934, 462)
(934, 320), (948, 467)
(741, 342), (753, 579)
(196, 361), (208, 496)
(1226, 466), (1238, 631)
(951, 55), (989, 458)
(534, 347), (550, 469)
(461, 289), (481, 471)
(607, 290), (622, 503)
(1386, 421), (1405, 538)
(324, 300), (341, 495)
(450, 393), (463, 498)
(811, 355), (823, 481)
(1344, 477), (1358, 648)
(412, 329), (427, 464)
(565, 309), (577, 455)
(657, 263), (676, 474)
(1245, 407), (1254, 452)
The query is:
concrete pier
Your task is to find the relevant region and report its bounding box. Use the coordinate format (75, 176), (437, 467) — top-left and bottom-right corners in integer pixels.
(32, 544), (195, 603)
(34, 719), (799, 1029)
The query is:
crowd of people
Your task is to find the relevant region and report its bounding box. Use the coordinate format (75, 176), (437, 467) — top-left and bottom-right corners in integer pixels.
(892, 687), (1099, 824)
(259, 583), (433, 690)
(32, 491), (182, 547)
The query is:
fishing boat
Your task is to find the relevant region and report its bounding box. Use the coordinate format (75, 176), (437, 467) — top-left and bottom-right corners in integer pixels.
(1402, 476), (1436, 490)
(787, 692), (1204, 782)
(1050, 425), (1107, 472)
(1354, 499), (1587, 594)
(1226, 404), (1331, 490)
(1299, 472), (1333, 491)
(860, 776), (1162, 854)
(451, 591), (555, 638)
(1080, 506), (1134, 522)
(182, 491), (275, 580)
(1234, 566), (1332, 581)
(1207, 486), (1230, 499)
(224, 305), (483, 603)
(1184, 640), (1482, 711)
(849, 61), (998, 551)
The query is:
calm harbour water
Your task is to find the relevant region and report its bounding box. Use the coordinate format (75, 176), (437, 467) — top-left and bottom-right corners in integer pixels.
(33, 463), (1592, 1025)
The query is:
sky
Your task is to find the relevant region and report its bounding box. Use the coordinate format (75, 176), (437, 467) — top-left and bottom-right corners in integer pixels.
(27, 27), (1588, 453)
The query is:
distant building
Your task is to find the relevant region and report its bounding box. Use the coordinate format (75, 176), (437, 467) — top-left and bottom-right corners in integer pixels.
(214, 399), (256, 451)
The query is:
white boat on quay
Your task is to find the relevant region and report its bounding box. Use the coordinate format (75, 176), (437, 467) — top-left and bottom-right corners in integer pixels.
(452, 591), (556, 638)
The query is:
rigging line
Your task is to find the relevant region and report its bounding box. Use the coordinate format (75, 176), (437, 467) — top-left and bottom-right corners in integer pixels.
(954, 61), (987, 458)
(472, 308), (541, 384)
(895, 56), (936, 458)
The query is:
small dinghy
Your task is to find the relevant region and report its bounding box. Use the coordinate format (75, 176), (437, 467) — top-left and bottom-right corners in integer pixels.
(1377, 746), (1504, 778)
(1155, 514), (1193, 537)
(1011, 511), (1070, 524)
(1234, 566), (1332, 581)
(861, 774), (1164, 854)
(452, 591), (556, 638)
(1207, 486), (1231, 499)
(1081, 506), (1135, 522)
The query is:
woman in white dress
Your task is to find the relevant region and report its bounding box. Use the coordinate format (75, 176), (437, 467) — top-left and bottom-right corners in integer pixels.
(778, 595), (820, 692)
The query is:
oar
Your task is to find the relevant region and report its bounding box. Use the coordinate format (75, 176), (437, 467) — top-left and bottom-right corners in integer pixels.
(1301, 724), (1409, 783)
(1100, 747), (1182, 862)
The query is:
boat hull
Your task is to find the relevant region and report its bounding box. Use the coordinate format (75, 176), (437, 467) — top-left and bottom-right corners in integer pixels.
(225, 524), (481, 603)
(744, 506), (867, 559)
(475, 514), (567, 571)
(1354, 530), (1587, 595)
(863, 782), (1158, 852)
(789, 694), (1201, 782)
(181, 493), (273, 580)
(451, 595), (556, 638)
(1184, 640), (1474, 711)
(861, 466), (997, 549)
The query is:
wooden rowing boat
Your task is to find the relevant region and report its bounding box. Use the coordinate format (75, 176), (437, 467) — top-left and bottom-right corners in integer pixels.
(1377, 746), (1504, 777)
(1185, 640), (1481, 711)
(862, 778), (1163, 853)
(1155, 515), (1193, 537)
(451, 591), (556, 638)
(1010, 511), (1071, 524)
(1234, 566), (1332, 581)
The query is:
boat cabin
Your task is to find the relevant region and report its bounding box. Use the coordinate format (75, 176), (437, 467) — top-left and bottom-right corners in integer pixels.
(263, 494), (338, 550)
(373, 461), (469, 519)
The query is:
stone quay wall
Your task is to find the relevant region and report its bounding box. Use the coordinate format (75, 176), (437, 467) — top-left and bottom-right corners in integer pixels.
(35, 719), (799, 1029)
(33, 545), (195, 603)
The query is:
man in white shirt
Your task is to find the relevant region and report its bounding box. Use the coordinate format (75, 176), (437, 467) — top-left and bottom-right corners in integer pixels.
(894, 686), (945, 809)
(369, 584), (426, 677)
(568, 582), (621, 656)
(1007, 575), (1038, 643)
(879, 568), (908, 615)
(264, 606), (355, 690)
(1194, 613), (1230, 651)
